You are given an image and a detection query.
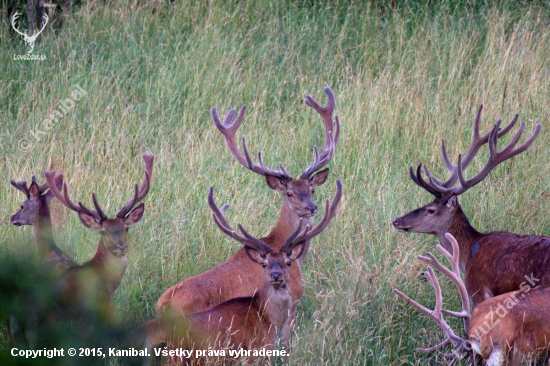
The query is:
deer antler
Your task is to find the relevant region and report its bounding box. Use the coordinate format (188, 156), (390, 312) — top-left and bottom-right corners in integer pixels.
(117, 154), (154, 217)
(212, 87), (340, 181)
(11, 173), (63, 198)
(211, 106), (293, 182)
(410, 105), (541, 200)
(207, 186), (274, 255)
(301, 87), (340, 179)
(45, 154), (154, 221)
(393, 233), (471, 362)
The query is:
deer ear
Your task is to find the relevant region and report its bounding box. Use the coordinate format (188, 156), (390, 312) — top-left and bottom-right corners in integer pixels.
(446, 195), (458, 209)
(29, 181), (41, 200)
(78, 211), (102, 231)
(44, 190), (55, 205)
(244, 247), (265, 265)
(288, 243), (305, 262)
(310, 168), (329, 187)
(265, 175), (287, 192)
(124, 203), (145, 227)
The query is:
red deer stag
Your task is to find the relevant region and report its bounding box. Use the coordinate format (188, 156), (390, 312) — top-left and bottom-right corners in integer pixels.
(44, 154), (153, 318)
(150, 183), (341, 365)
(394, 233), (550, 365)
(11, 173), (78, 274)
(156, 87), (340, 341)
(392, 105), (543, 306)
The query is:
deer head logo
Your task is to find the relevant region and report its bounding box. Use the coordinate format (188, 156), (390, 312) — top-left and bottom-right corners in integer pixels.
(11, 12), (48, 54)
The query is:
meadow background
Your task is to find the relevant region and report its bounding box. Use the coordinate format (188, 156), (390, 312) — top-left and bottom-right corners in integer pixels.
(1, 0), (550, 364)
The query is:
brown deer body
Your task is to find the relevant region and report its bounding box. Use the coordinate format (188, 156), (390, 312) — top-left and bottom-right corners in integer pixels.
(469, 285), (550, 365)
(150, 184), (341, 365)
(394, 233), (550, 366)
(44, 154), (153, 318)
(10, 173), (78, 275)
(156, 88), (340, 343)
(392, 105), (543, 306)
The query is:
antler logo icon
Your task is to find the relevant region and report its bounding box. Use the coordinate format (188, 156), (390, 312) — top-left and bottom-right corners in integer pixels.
(11, 12), (48, 54)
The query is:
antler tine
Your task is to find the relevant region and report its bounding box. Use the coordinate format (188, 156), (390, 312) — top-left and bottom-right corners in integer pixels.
(10, 179), (30, 198)
(394, 233), (472, 358)
(208, 187), (272, 255)
(408, 165), (442, 198)
(288, 179), (342, 244)
(236, 223), (273, 256)
(279, 219), (311, 254)
(302, 87), (340, 178)
(138, 154), (155, 200)
(117, 153), (155, 218)
(393, 266), (465, 351)
(90, 192), (108, 221)
(33, 175), (49, 193)
(418, 233), (470, 328)
(212, 106), (293, 182)
(44, 170), (81, 212)
(453, 120), (541, 196)
(415, 106), (540, 198)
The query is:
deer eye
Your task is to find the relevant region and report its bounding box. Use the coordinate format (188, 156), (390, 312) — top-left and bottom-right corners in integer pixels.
(286, 192), (293, 197)
(286, 260), (292, 266)
(261, 262), (267, 268)
(20, 205), (24, 210)
(427, 208), (436, 214)
(311, 189), (315, 194)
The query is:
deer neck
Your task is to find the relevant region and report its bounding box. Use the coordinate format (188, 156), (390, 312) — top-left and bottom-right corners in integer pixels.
(89, 239), (128, 296)
(437, 205), (481, 272)
(32, 207), (58, 258)
(257, 283), (292, 331)
(267, 201), (313, 257)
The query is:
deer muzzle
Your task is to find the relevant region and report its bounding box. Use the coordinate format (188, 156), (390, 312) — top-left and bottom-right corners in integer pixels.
(392, 218), (411, 232)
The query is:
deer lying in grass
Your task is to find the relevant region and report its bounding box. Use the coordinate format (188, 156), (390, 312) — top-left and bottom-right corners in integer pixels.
(392, 105), (544, 306)
(11, 173), (78, 274)
(394, 233), (550, 365)
(147, 184), (341, 365)
(156, 87), (340, 342)
(44, 154), (154, 319)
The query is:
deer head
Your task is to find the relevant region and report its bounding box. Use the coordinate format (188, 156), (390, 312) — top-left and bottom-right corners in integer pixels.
(11, 12), (48, 54)
(11, 173), (63, 226)
(393, 105), (541, 238)
(207, 178), (342, 283)
(206, 182), (342, 291)
(211, 87), (340, 222)
(44, 154), (154, 257)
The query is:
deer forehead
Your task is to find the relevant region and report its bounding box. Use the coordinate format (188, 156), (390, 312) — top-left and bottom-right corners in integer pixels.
(285, 179), (315, 197)
(101, 218), (128, 232)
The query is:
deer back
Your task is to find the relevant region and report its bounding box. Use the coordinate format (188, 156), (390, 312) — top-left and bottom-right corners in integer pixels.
(463, 232), (550, 306)
(469, 285), (550, 364)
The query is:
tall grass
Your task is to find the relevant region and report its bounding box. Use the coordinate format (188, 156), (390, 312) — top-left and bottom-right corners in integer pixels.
(1, 1), (549, 364)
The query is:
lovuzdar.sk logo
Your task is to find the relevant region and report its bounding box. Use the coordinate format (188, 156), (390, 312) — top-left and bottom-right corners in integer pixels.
(11, 11), (48, 61)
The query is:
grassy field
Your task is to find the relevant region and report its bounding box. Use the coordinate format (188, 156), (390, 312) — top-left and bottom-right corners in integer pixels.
(1, 0), (550, 364)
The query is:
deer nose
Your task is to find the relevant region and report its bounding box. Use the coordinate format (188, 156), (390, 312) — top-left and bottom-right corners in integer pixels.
(271, 271), (283, 281)
(304, 204), (318, 214)
(392, 218), (401, 227)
